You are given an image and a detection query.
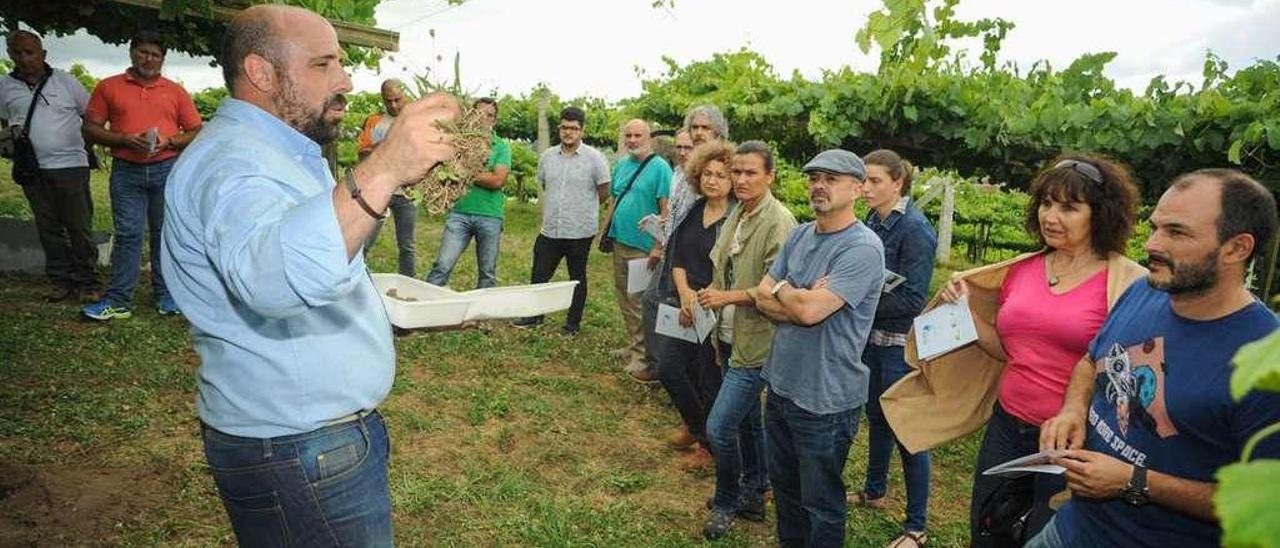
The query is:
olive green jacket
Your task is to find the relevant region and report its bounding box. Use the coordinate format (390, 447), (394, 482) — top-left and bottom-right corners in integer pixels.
(709, 193), (797, 368)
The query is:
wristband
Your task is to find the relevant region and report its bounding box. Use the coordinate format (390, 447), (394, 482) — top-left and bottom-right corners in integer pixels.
(770, 279), (791, 297)
(344, 171), (387, 220)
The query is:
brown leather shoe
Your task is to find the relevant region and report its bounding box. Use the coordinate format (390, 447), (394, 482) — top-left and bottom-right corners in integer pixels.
(851, 490), (890, 509)
(626, 368), (660, 384)
(666, 426), (697, 450)
(43, 286), (79, 303)
(681, 444), (713, 471)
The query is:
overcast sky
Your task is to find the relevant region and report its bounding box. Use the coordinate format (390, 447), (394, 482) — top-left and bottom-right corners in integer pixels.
(25, 0), (1280, 100)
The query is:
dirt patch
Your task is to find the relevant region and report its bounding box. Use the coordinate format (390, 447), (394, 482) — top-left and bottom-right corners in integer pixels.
(0, 464), (170, 547)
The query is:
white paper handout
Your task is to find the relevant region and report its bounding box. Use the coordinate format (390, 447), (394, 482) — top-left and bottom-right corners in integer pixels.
(692, 302), (717, 343)
(982, 450), (1068, 476)
(913, 294), (979, 360)
(626, 258), (653, 293)
(882, 270), (907, 293)
(655, 303), (699, 343)
(638, 213), (666, 246)
(145, 127), (159, 155)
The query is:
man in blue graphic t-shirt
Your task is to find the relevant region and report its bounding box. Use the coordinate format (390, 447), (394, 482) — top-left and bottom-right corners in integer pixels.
(1031, 169), (1280, 548)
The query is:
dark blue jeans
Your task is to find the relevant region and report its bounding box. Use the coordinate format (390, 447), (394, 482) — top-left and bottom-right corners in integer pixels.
(426, 212), (502, 289)
(767, 391), (859, 548)
(1025, 516), (1067, 548)
(970, 402), (1066, 547)
(202, 411), (393, 548)
(863, 343), (931, 532)
(706, 362), (769, 513)
(364, 194), (418, 277)
(104, 157), (174, 307)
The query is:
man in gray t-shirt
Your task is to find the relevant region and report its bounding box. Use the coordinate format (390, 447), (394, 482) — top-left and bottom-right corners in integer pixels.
(755, 149), (884, 548)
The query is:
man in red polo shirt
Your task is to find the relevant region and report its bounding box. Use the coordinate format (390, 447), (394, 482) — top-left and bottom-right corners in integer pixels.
(81, 30), (202, 320)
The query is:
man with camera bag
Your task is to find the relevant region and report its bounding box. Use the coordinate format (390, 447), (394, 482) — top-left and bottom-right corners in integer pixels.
(0, 30), (98, 303)
(600, 118), (671, 381)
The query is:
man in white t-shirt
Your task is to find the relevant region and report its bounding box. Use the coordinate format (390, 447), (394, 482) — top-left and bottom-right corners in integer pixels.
(0, 30), (98, 302)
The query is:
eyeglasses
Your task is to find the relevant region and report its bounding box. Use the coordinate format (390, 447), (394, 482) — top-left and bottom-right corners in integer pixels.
(676, 145), (694, 151)
(1054, 160), (1103, 185)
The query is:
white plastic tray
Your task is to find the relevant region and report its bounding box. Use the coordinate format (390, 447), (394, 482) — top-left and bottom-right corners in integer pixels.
(459, 281), (578, 321)
(370, 274), (472, 329)
(370, 274), (578, 328)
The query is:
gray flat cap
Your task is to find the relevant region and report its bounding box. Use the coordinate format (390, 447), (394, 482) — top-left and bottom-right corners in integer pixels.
(802, 149), (866, 180)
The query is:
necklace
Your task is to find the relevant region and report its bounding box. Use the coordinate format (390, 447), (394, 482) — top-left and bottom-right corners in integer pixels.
(1047, 252), (1089, 287)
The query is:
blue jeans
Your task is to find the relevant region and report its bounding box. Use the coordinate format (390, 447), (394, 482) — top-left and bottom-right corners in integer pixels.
(767, 391), (859, 548)
(426, 212), (502, 289)
(1024, 516), (1066, 548)
(202, 411), (393, 548)
(863, 343), (931, 532)
(104, 157), (174, 307)
(970, 402), (1066, 547)
(706, 364), (769, 513)
(364, 194), (417, 277)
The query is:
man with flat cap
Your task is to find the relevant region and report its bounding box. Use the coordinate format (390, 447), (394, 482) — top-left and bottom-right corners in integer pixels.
(160, 4), (459, 545)
(755, 149), (885, 547)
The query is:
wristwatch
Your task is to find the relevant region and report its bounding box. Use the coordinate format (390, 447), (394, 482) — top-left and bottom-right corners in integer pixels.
(770, 279), (791, 297)
(1121, 464), (1150, 506)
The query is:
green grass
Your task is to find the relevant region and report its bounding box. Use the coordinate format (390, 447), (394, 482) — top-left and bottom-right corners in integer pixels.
(0, 162), (983, 546)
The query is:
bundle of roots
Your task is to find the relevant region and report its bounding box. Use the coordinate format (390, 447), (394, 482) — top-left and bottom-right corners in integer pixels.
(402, 101), (492, 215)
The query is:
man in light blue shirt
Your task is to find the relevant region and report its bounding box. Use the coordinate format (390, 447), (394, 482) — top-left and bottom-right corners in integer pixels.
(160, 5), (458, 546)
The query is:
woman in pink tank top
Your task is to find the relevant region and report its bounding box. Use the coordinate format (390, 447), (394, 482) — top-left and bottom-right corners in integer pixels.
(933, 154), (1140, 546)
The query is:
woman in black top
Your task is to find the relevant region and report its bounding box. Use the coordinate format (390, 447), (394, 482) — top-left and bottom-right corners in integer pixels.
(658, 140), (736, 469)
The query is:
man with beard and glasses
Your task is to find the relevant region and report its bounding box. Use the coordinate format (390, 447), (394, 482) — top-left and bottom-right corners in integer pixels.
(753, 149), (884, 547)
(512, 106), (611, 335)
(82, 30), (202, 320)
(159, 5), (460, 545)
(1031, 170), (1280, 548)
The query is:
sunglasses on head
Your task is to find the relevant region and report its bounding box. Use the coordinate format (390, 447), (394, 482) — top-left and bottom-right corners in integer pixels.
(1054, 159), (1103, 185)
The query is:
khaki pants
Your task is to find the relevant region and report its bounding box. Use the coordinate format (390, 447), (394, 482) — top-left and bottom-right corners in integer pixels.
(611, 243), (649, 372)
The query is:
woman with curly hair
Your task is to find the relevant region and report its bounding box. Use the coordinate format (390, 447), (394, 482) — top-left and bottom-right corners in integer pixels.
(657, 140), (737, 469)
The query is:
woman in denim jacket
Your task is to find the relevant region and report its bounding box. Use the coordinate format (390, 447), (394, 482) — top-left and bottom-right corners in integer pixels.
(853, 149), (937, 548)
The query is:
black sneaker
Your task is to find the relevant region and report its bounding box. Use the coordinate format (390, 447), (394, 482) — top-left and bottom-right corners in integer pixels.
(738, 495), (766, 522)
(703, 509), (736, 539)
(560, 323), (580, 336)
(511, 316), (543, 329)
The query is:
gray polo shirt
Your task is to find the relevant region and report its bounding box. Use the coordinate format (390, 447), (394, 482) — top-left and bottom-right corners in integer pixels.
(0, 68), (90, 169)
(762, 221), (884, 414)
(537, 143), (611, 239)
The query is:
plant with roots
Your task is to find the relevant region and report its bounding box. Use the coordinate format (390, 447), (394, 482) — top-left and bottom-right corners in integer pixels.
(400, 53), (492, 215)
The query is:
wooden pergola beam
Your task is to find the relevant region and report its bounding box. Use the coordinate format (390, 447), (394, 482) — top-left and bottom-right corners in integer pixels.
(107, 0), (399, 51)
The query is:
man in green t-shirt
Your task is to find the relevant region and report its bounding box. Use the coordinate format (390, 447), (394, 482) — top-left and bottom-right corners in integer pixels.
(425, 97), (512, 288)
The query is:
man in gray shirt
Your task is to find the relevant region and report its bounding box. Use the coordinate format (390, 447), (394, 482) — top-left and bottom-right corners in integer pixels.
(513, 106), (611, 335)
(755, 149), (884, 548)
(0, 30), (98, 302)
